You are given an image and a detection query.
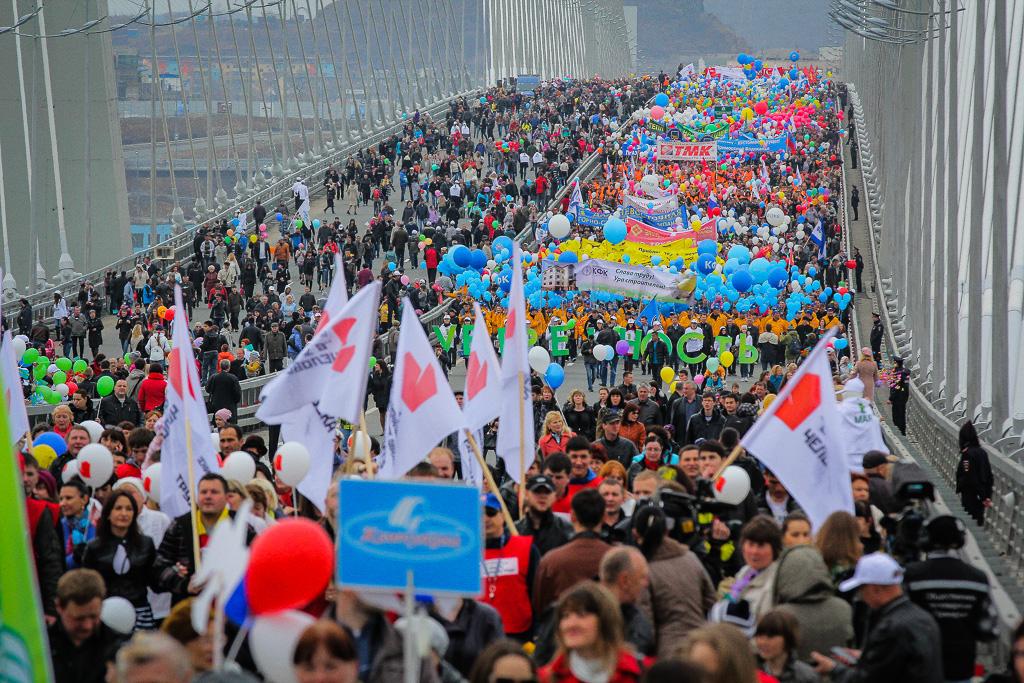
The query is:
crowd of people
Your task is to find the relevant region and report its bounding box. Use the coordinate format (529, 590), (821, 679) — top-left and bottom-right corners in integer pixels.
(5, 66), (1020, 683)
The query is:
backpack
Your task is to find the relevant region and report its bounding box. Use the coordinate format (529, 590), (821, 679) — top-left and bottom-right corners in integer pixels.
(788, 336), (800, 356)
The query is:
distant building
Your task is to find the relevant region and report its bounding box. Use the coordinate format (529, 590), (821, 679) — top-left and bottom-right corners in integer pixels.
(542, 263), (574, 290)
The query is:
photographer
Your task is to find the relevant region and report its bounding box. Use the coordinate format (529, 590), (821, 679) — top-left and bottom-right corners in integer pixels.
(904, 516), (998, 683)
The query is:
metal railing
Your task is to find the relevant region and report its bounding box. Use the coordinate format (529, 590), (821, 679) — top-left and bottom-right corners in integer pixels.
(4, 90), (478, 328)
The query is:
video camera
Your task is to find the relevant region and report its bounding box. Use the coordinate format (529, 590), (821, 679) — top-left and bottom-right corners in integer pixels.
(880, 463), (935, 564)
(646, 480), (745, 545)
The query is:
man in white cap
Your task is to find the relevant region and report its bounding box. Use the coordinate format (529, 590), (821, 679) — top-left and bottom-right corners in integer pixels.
(810, 552), (942, 682)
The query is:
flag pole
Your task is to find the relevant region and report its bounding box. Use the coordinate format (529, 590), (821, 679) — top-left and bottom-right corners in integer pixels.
(517, 370), (526, 516)
(712, 443), (745, 483)
(465, 429), (518, 536)
(183, 400), (202, 570)
(359, 410), (373, 476)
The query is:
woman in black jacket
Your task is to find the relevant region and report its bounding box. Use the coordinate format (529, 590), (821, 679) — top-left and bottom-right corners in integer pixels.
(81, 490), (158, 629)
(368, 360), (393, 429)
(86, 310), (105, 359)
(956, 420), (994, 526)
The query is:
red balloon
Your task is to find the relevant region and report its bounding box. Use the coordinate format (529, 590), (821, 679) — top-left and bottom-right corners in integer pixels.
(164, 306), (176, 321)
(247, 518), (334, 615)
(845, 260), (856, 269)
(754, 101), (768, 116)
(66, 382), (78, 394)
(838, 287), (849, 295)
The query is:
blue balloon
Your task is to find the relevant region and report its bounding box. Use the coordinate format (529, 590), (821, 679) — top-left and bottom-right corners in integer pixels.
(451, 245), (472, 268)
(604, 217), (627, 245)
(470, 249), (488, 269)
(790, 51), (800, 62)
(313, 219), (321, 229)
(651, 255), (662, 266)
(232, 218), (240, 227)
(654, 92), (669, 107)
(696, 253), (717, 275)
(275, 213), (283, 221)
(834, 338), (849, 349)
(727, 245), (751, 264)
(34, 431), (67, 456)
(493, 236), (513, 253)
(789, 68), (799, 80)
(558, 251), (578, 264)
(767, 267), (789, 289)
(697, 239), (718, 256)
(732, 269), (755, 292)
(754, 59), (763, 71)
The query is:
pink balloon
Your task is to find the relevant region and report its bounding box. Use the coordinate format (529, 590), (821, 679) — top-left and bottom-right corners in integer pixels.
(400, 275), (410, 285)
(650, 105), (665, 120)
(695, 374), (705, 384)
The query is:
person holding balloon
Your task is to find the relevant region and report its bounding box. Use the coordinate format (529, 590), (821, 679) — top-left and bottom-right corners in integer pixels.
(81, 490), (160, 630)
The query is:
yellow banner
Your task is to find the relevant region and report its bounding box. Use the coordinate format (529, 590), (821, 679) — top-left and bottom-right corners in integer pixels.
(559, 237), (698, 267)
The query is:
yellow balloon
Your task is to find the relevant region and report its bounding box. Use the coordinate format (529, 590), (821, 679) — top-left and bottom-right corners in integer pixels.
(424, 238), (432, 246)
(721, 351), (735, 368)
(679, 276), (697, 293)
(33, 444), (57, 469)
(691, 218), (702, 230)
(249, 235), (258, 243)
(660, 366), (676, 384)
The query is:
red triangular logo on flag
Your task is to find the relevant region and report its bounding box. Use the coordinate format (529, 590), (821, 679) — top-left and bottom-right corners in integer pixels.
(330, 318), (357, 372)
(466, 353), (487, 401)
(402, 353), (436, 412)
(774, 373), (820, 429)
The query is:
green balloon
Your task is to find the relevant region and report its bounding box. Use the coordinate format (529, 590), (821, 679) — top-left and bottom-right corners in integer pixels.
(225, 236), (232, 244)
(73, 359), (88, 373)
(369, 357), (377, 368)
(22, 348), (39, 364)
(97, 376), (115, 396)
(33, 364), (47, 380)
(55, 357), (72, 372)
(124, 354), (131, 366)
(46, 391), (61, 405)
(37, 385), (51, 399)
(52, 371), (67, 385)
(296, 220), (303, 228)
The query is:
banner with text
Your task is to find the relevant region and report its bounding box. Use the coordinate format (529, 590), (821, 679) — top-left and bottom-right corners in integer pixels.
(656, 141), (718, 161)
(575, 258), (686, 299)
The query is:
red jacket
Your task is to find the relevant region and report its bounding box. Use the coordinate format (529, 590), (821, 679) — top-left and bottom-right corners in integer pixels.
(425, 248), (439, 269)
(541, 649), (645, 683)
(137, 372), (168, 411)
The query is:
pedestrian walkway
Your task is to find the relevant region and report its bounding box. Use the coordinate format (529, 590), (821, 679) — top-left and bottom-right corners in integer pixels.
(841, 138), (1024, 658)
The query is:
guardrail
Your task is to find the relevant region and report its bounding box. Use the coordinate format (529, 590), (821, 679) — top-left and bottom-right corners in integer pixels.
(849, 86), (1024, 667)
(4, 89), (479, 327)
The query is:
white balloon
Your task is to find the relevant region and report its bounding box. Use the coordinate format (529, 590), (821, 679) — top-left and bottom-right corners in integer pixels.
(222, 451), (256, 484)
(250, 610), (316, 683)
(79, 420), (104, 443)
(713, 466), (751, 505)
(101, 597), (137, 634)
(55, 384), (69, 397)
(275, 442), (311, 487)
(77, 443), (114, 488)
(210, 432), (221, 450)
(528, 347), (551, 374)
(765, 206), (785, 226)
(592, 344), (607, 362)
(62, 459), (80, 482)
(548, 214), (571, 240)
(11, 337), (26, 360)
(142, 464), (162, 500)
(795, 230), (806, 239)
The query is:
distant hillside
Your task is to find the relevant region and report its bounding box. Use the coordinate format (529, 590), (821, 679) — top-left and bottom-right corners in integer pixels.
(633, 0), (749, 69)
(703, 0), (832, 52)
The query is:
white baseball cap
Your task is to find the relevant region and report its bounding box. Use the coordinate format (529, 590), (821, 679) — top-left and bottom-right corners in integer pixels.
(839, 552), (904, 592)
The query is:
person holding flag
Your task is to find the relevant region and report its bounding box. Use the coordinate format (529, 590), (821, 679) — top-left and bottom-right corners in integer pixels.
(378, 298), (469, 479)
(738, 329), (854, 531)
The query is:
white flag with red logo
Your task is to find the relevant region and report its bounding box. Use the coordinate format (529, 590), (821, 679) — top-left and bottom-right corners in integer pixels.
(160, 286), (222, 519)
(458, 304), (502, 487)
(739, 328), (853, 530)
(314, 253), (348, 334)
(378, 298), (468, 479)
(496, 245), (535, 484)
(1, 331), (30, 447)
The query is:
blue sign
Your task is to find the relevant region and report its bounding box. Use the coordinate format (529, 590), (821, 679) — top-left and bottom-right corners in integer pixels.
(575, 207), (611, 229)
(337, 479), (482, 595)
(622, 204), (684, 229)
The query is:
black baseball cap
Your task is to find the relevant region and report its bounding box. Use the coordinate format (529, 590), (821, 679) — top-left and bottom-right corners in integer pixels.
(526, 474), (556, 493)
